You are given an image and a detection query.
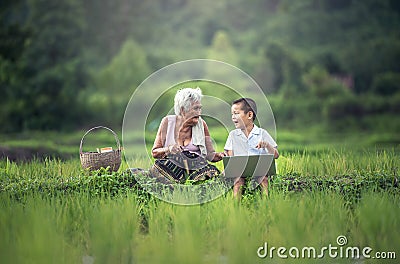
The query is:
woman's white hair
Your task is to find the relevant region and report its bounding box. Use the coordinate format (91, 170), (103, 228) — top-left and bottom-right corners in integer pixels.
(174, 87), (203, 115)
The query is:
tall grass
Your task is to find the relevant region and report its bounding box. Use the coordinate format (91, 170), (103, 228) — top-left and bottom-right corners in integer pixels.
(277, 148), (399, 176)
(1, 190), (398, 263)
(2, 148), (397, 181)
(0, 148), (399, 263)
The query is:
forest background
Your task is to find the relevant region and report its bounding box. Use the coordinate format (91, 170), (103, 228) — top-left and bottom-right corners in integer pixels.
(1, 0), (399, 158)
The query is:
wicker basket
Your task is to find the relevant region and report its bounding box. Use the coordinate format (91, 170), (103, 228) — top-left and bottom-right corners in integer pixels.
(79, 126), (122, 172)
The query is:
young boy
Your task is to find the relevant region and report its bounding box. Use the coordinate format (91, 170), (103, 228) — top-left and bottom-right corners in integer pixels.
(224, 98), (279, 198)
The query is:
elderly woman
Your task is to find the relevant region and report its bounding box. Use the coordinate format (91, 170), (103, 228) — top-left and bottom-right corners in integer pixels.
(151, 87), (225, 183)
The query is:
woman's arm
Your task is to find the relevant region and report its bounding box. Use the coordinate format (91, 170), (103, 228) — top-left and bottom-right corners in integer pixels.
(203, 120), (224, 162)
(151, 117), (170, 158)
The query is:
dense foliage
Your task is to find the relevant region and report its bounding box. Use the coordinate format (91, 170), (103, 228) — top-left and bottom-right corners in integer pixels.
(1, 0), (399, 132)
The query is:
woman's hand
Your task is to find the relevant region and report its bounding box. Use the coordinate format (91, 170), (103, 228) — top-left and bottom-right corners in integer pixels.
(167, 144), (182, 155)
(212, 152), (226, 162)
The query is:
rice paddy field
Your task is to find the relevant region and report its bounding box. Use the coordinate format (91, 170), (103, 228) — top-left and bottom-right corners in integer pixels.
(0, 144), (399, 263)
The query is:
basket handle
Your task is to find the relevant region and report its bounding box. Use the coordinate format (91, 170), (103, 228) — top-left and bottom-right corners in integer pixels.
(79, 126), (121, 154)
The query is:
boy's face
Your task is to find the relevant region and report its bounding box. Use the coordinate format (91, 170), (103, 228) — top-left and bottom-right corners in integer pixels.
(231, 103), (253, 129)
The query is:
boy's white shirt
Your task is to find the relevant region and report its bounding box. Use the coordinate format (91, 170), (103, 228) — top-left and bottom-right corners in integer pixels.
(224, 124), (277, 156)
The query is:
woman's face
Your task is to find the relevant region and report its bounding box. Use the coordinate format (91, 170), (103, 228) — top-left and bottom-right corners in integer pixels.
(181, 101), (202, 126)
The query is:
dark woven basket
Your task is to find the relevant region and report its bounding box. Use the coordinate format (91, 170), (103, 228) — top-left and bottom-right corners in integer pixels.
(79, 126), (121, 172)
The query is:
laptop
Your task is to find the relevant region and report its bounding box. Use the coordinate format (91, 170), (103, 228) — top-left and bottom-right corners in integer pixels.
(222, 154), (275, 179)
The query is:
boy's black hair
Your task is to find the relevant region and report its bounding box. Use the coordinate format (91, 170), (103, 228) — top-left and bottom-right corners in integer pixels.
(232, 98), (257, 121)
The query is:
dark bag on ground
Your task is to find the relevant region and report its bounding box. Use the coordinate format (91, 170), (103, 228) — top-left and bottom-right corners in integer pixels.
(150, 151), (220, 184)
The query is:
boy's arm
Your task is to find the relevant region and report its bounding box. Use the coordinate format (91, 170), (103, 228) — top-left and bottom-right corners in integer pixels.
(271, 147), (279, 159)
(224, 131), (234, 156)
(257, 129), (279, 159)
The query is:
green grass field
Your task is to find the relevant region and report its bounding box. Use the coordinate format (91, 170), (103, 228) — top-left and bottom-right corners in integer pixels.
(0, 141), (399, 263)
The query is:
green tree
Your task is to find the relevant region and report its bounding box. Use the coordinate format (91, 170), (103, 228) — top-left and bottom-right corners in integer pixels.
(17, 0), (87, 130)
(371, 72), (400, 96)
(265, 42), (304, 96)
(207, 30), (238, 66)
(81, 0), (154, 66)
(264, 0), (400, 93)
(0, 0), (30, 132)
(88, 39), (151, 126)
(205, 30), (243, 91)
(302, 65), (350, 98)
(96, 39), (150, 94)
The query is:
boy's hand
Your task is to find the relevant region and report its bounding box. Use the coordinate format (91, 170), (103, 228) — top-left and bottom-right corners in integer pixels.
(256, 141), (276, 154)
(255, 141), (269, 149)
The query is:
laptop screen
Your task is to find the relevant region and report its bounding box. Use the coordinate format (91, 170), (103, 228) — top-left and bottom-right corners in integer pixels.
(222, 154), (274, 178)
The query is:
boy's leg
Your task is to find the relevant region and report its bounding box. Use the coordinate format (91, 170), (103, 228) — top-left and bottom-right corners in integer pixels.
(258, 176), (269, 197)
(233, 177), (245, 199)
